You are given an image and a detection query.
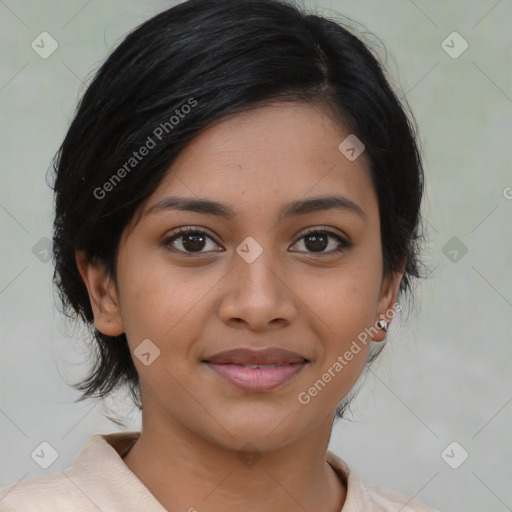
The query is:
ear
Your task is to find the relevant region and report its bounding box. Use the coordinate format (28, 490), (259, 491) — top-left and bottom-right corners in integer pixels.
(75, 250), (124, 336)
(372, 269), (403, 342)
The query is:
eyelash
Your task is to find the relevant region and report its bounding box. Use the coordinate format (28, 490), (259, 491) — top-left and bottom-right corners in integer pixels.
(162, 226), (352, 256)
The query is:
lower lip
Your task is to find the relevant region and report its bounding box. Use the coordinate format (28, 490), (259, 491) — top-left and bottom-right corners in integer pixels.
(205, 362), (308, 392)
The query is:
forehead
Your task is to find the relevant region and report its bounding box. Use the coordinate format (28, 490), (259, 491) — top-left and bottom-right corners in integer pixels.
(137, 101), (377, 225)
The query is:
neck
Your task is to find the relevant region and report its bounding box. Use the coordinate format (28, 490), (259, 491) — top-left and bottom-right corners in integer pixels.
(122, 413), (346, 512)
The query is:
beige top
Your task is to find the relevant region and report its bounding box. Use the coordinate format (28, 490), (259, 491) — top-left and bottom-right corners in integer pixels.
(0, 432), (438, 511)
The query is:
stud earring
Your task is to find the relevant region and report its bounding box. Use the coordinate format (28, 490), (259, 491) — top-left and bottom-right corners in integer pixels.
(377, 318), (388, 332)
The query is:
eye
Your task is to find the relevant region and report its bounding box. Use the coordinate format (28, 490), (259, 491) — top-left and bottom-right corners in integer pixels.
(163, 226), (352, 256)
(290, 228), (351, 255)
(163, 227), (222, 255)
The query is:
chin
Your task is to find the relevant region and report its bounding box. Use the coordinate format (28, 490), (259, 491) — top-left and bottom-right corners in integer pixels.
(203, 404), (309, 451)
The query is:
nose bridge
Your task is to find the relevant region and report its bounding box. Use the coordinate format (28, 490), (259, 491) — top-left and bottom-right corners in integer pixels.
(218, 237), (296, 328)
(234, 238), (284, 302)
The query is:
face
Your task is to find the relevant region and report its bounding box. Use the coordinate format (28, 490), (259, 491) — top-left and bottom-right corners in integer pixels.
(77, 101), (402, 452)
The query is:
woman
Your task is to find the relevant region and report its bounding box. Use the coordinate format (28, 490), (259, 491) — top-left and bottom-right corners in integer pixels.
(0, 0), (437, 510)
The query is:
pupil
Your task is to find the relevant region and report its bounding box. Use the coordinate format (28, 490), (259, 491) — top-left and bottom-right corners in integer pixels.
(183, 233), (205, 252)
(306, 233), (327, 252)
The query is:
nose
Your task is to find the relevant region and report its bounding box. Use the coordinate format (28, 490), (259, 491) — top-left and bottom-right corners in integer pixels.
(218, 251), (298, 331)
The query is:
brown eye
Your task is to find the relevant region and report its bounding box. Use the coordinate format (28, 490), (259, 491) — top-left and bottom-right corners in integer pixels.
(303, 232), (329, 252)
(163, 227), (221, 254)
(291, 229), (351, 255)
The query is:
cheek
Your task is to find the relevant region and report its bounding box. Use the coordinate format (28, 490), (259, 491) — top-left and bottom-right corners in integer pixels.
(119, 252), (197, 329)
(117, 263), (205, 399)
(294, 262), (380, 402)
(297, 258), (381, 333)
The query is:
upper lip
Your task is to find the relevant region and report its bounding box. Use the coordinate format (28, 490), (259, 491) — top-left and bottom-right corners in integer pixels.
(204, 347), (308, 365)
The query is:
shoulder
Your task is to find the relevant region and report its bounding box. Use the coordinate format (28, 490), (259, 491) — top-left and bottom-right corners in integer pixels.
(0, 470), (93, 511)
(325, 451), (440, 512)
(0, 432), (139, 511)
(361, 481), (441, 512)
(0, 431), (152, 512)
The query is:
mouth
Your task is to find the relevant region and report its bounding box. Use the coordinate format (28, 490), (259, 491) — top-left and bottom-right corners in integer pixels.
(203, 347), (309, 392)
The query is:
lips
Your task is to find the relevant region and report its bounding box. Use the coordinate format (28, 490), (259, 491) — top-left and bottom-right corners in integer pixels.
(205, 347), (308, 366)
(203, 347), (309, 392)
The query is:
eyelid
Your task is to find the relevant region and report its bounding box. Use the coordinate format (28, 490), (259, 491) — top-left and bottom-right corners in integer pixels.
(296, 225), (350, 242)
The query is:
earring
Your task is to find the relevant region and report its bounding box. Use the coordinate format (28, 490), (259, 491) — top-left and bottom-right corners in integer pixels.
(108, 320), (112, 325)
(377, 318), (388, 332)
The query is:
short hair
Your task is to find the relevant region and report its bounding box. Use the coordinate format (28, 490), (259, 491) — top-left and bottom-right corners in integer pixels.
(50, 0), (425, 418)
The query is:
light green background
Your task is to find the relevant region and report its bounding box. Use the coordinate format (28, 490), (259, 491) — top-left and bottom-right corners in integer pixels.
(1, 1), (511, 511)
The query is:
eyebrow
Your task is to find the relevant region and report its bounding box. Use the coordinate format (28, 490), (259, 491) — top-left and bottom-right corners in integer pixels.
(145, 194), (365, 221)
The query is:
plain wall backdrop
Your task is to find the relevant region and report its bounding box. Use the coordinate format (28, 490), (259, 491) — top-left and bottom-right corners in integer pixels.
(1, 1), (511, 511)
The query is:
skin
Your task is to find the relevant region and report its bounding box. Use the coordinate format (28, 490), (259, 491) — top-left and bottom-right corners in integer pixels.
(76, 101), (403, 512)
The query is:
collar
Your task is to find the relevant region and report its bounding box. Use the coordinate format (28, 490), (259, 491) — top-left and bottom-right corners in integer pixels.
(69, 431), (367, 511)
